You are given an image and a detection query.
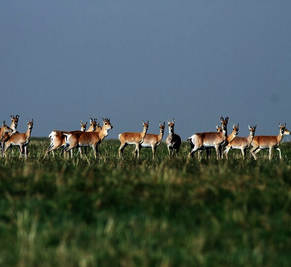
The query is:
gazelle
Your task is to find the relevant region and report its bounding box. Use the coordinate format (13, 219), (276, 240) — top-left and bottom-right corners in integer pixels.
(224, 125), (256, 159)
(187, 116), (229, 160)
(81, 118), (101, 154)
(203, 124), (239, 159)
(1, 115), (20, 151)
(4, 119), (34, 158)
(118, 121), (149, 159)
(63, 118), (113, 159)
(45, 119), (97, 157)
(0, 121), (14, 154)
(166, 119), (181, 157)
(250, 123), (290, 160)
(135, 122), (165, 159)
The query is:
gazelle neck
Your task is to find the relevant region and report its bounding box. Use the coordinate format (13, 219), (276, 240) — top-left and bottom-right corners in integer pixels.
(221, 128), (228, 141)
(277, 131), (284, 144)
(158, 128), (165, 142)
(140, 126), (148, 143)
(99, 125), (109, 140)
(26, 125), (33, 142)
(10, 122), (17, 132)
(247, 132), (254, 144)
(227, 131), (234, 143)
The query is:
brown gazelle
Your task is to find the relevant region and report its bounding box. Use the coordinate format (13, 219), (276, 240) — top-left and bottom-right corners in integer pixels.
(166, 119), (181, 157)
(187, 116), (229, 160)
(81, 118), (101, 154)
(220, 124), (239, 158)
(0, 121), (14, 154)
(202, 124), (239, 159)
(250, 123), (290, 160)
(135, 122), (165, 159)
(118, 121), (149, 159)
(45, 118), (98, 157)
(224, 125), (256, 159)
(4, 119), (34, 158)
(63, 118), (113, 159)
(1, 115), (20, 151)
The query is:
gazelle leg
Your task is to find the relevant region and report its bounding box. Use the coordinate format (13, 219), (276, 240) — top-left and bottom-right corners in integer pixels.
(92, 144), (98, 159)
(276, 147), (282, 159)
(152, 146), (156, 160)
(241, 148), (245, 160)
(118, 143), (127, 159)
(250, 147), (259, 160)
(206, 148), (212, 159)
(19, 145), (24, 158)
(224, 147), (230, 159)
(24, 146), (28, 158)
(268, 147), (273, 160)
(135, 144), (140, 158)
(215, 146), (221, 160)
(188, 146), (200, 159)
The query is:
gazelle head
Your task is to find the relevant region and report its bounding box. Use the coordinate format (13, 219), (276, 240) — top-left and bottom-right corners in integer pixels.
(159, 121), (165, 134)
(80, 121), (87, 131)
(232, 124), (239, 137)
(248, 125), (257, 137)
(10, 115), (20, 130)
(216, 125), (223, 132)
(89, 118), (99, 131)
(102, 118), (113, 130)
(27, 119), (34, 129)
(279, 123), (290, 136)
(142, 121), (149, 133)
(220, 116), (229, 131)
(168, 119), (175, 134)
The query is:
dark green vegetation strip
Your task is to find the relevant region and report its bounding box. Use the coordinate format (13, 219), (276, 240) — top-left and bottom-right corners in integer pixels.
(1, 139), (291, 266)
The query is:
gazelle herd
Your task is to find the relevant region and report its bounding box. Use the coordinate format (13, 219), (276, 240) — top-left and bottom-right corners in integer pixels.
(0, 115), (290, 161)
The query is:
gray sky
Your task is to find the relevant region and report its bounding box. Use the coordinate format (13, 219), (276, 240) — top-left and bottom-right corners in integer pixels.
(1, 0), (291, 140)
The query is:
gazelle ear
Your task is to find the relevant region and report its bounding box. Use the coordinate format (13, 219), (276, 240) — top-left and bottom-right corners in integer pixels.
(225, 117), (229, 122)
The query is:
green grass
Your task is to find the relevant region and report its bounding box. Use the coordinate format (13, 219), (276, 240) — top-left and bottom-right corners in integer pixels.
(1, 138), (291, 266)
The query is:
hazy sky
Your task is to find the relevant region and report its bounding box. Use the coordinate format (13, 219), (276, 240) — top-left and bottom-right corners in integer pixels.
(1, 1), (291, 140)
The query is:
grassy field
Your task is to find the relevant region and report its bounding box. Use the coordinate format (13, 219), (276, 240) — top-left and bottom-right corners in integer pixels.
(1, 138), (291, 267)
